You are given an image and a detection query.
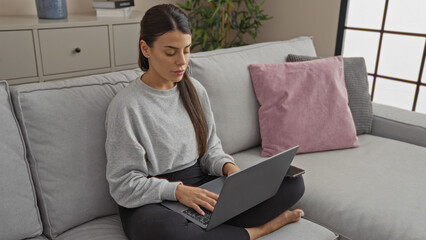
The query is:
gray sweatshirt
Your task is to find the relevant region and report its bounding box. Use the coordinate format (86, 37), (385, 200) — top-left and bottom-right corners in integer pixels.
(105, 77), (235, 208)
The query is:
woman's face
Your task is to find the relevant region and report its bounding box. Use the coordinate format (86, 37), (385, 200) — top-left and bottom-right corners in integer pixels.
(140, 30), (191, 89)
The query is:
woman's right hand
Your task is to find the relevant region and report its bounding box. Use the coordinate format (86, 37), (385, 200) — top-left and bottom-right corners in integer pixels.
(175, 184), (219, 215)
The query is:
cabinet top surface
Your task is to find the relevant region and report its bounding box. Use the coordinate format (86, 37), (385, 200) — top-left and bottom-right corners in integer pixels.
(0, 11), (144, 30)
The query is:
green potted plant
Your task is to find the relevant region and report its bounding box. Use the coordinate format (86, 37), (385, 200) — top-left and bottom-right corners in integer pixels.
(177, 0), (272, 51)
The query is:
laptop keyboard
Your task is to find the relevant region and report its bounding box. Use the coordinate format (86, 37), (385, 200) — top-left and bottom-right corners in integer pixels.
(182, 207), (213, 225)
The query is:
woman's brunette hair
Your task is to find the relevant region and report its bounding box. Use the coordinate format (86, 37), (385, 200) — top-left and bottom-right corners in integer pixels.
(139, 4), (208, 158)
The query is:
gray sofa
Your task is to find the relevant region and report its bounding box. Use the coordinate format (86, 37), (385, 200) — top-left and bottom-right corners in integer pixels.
(1, 36), (425, 240)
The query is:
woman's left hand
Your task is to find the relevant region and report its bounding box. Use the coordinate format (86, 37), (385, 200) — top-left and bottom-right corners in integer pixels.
(222, 162), (241, 176)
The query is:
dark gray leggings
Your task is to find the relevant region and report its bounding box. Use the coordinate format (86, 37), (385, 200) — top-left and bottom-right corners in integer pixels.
(119, 164), (305, 240)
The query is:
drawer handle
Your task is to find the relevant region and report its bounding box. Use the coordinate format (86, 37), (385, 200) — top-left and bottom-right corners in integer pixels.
(74, 48), (81, 53)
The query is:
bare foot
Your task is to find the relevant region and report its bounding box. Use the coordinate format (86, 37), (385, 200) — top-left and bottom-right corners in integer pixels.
(245, 209), (304, 240)
(270, 209), (304, 229)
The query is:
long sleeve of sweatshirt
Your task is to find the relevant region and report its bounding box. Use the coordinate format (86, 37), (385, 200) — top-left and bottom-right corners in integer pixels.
(105, 77), (234, 208)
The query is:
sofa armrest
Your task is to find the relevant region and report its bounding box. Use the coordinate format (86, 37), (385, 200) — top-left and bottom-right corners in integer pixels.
(371, 103), (426, 147)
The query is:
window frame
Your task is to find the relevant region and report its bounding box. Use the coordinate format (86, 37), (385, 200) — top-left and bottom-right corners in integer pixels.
(335, 0), (426, 111)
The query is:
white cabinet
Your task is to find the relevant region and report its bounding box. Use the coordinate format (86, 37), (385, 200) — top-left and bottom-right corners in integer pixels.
(0, 30), (38, 80)
(0, 13), (143, 85)
(113, 23), (140, 67)
(39, 26), (111, 75)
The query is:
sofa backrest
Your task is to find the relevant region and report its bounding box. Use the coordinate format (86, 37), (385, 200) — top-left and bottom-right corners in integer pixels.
(9, 70), (141, 238)
(189, 37), (317, 154)
(0, 81), (43, 240)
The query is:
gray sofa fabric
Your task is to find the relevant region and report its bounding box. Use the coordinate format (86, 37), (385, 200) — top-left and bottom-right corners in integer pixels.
(293, 135), (426, 240)
(372, 103), (426, 147)
(10, 70), (140, 239)
(234, 134), (426, 240)
(0, 81), (43, 240)
(259, 218), (338, 240)
(55, 215), (127, 240)
(28, 236), (49, 240)
(189, 37), (317, 155)
(53, 214), (337, 240)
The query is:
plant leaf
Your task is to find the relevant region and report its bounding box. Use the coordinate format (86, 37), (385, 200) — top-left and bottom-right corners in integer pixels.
(180, 0), (271, 51)
(209, 3), (222, 20)
(176, 3), (192, 11)
(224, 0), (235, 7)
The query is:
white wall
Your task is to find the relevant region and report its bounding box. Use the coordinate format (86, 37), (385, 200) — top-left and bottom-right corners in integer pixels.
(0, 0), (341, 56)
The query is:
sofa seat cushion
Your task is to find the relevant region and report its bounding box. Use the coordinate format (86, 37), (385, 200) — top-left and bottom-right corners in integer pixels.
(0, 81), (43, 240)
(56, 215), (127, 240)
(259, 217), (338, 240)
(28, 235), (49, 240)
(292, 135), (426, 240)
(10, 70), (141, 238)
(233, 135), (426, 240)
(55, 214), (337, 240)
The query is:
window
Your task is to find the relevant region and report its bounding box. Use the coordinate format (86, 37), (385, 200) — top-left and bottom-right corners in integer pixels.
(336, 0), (426, 113)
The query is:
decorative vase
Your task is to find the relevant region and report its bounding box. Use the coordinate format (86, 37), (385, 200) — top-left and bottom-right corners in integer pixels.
(35, 0), (68, 19)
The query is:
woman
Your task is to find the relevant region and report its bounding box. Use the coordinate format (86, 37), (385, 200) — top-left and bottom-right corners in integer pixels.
(105, 4), (305, 240)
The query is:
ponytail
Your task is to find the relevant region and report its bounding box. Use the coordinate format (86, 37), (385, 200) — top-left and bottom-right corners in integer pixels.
(178, 73), (208, 158)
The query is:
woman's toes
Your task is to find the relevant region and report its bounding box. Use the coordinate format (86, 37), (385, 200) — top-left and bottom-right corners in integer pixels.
(284, 209), (304, 223)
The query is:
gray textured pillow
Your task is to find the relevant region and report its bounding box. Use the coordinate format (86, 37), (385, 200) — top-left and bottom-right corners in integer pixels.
(0, 81), (43, 239)
(286, 54), (373, 135)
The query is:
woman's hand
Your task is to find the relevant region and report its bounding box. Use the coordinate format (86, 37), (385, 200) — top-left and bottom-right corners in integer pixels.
(175, 184), (219, 215)
(222, 162), (241, 176)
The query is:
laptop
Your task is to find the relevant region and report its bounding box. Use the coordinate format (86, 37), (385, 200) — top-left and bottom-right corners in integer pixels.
(161, 146), (299, 231)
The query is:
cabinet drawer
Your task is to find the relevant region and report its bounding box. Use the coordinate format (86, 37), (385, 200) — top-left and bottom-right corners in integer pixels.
(113, 24), (139, 66)
(0, 30), (38, 80)
(39, 26), (110, 75)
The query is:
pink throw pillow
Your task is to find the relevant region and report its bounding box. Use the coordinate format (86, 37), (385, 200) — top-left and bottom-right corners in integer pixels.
(249, 56), (359, 156)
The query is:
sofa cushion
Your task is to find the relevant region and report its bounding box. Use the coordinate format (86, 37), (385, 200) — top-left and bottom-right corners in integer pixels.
(55, 214), (337, 240)
(292, 135), (426, 240)
(249, 56), (359, 155)
(10, 70), (141, 238)
(56, 215), (126, 240)
(259, 217), (338, 240)
(0, 81), (43, 240)
(233, 136), (426, 240)
(189, 37), (317, 154)
(287, 54), (373, 135)
(28, 236), (49, 240)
